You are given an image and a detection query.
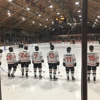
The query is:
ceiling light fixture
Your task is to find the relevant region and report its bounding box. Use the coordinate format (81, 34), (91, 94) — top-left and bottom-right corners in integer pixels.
(46, 18), (48, 21)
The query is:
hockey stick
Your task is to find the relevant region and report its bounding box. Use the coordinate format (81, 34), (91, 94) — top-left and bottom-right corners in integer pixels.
(0, 67), (8, 73)
(0, 65), (2, 100)
(58, 65), (60, 74)
(17, 65), (32, 73)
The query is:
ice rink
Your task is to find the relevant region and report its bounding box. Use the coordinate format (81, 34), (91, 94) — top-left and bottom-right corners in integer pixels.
(1, 42), (100, 100)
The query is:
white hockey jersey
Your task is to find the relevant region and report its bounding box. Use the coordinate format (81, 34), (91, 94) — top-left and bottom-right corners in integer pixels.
(47, 50), (59, 63)
(32, 52), (44, 64)
(6, 52), (17, 64)
(63, 53), (76, 67)
(87, 53), (99, 66)
(18, 50), (30, 62)
(0, 53), (2, 62)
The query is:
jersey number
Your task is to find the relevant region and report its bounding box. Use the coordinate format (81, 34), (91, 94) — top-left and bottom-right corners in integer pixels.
(21, 53), (27, 58)
(88, 55), (95, 61)
(49, 53), (54, 58)
(7, 55), (12, 60)
(34, 54), (38, 59)
(66, 56), (72, 62)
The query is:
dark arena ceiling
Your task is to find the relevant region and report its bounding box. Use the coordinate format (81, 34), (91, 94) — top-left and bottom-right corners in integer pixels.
(0, 0), (100, 34)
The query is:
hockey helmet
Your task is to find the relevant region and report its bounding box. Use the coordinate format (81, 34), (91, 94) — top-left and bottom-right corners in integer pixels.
(67, 47), (71, 52)
(50, 45), (54, 50)
(89, 45), (94, 50)
(24, 46), (28, 50)
(0, 49), (3, 53)
(35, 46), (39, 51)
(9, 47), (13, 52)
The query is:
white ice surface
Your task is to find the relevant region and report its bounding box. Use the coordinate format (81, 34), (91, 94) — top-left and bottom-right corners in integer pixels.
(0, 42), (100, 100)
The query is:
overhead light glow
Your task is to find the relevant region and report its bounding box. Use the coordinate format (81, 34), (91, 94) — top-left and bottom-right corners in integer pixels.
(57, 12), (60, 15)
(32, 21), (35, 24)
(22, 17), (25, 21)
(52, 21), (54, 24)
(26, 7), (30, 11)
(7, 10), (11, 17)
(80, 19), (82, 21)
(39, 14), (41, 17)
(79, 15), (82, 17)
(75, 2), (79, 5)
(45, 25), (47, 28)
(52, 28), (54, 30)
(78, 10), (81, 12)
(97, 15), (100, 18)
(8, 0), (12, 2)
(94, 22), (96, 24)
(95, 19), (98, 22)
(39, 23), (42, 26)
(49, 27), (51, 29)
(68, 23), (70, 25)
(49, 5), (53, 8)
(46, 18), (48, 21)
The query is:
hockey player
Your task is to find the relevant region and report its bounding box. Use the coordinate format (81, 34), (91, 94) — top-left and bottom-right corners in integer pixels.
(6, 47), (18, 77)
(87, 45), (99, 81)
(47, 45), (60, 80)
(63, 47), (76, 80)
(18, 46), (31, 77)
(0, 49), (3, 66)
(32, 46), (44, 79)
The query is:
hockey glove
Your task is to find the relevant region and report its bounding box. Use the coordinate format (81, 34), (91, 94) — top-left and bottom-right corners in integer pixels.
(0, 62), (1, 65)
(57, 61), (60, 65)
(74, 63), (77, 67)
(28, 61), (31, 64)
(63, 63), (65, 67)
(18, 61), (21, 64)
(41, 60), (44, 63)
(14, 62), (18, 66)
(96, 62), (99, 67)
(0, 49), (3, 53)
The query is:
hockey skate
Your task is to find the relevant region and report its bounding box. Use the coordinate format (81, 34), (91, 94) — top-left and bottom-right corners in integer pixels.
(8, 73), (10, 77)
(93, 77), (96, 81)
(34, 75), (37, 78)
(72, 76), (75, 81)
(67, 76), (69, 80)
(22, 72), (24, 76)
(11, 74), (15, 77)
(53, 76), (58, 81)
(26, 73), (28, 77)
(50, 75), (52, 80)
(39, 75), (42, 79)
(87, 77), (90, 81)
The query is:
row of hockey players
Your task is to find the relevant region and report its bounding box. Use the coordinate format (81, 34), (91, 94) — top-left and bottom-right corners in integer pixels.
(0, 44), (99, 81)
